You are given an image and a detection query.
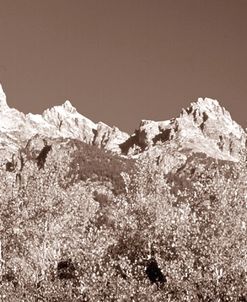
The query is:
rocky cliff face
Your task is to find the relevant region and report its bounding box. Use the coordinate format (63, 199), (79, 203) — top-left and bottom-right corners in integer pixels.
(0, 83), (246, 164)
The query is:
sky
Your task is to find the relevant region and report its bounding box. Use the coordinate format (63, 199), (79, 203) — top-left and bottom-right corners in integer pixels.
(0, 0), (247, 133)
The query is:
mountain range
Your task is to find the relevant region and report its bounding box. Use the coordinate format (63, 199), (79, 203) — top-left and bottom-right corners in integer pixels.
(0, 83), (246, 165)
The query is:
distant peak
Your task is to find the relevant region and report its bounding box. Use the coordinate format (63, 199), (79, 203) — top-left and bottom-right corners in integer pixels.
(181, 97), (229, 118)
(189, 97), (221, 111)
(61, 100), (76, 113)
(196, 97), (220, 110)
(0, 83), (8, 110)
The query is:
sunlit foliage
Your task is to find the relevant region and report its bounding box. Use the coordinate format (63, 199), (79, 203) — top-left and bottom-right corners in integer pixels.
(0, 143), (246, 301)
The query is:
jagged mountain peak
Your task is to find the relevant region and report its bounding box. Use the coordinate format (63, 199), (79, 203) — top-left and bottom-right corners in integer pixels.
(194, 97), (220, 110)
(174, 98), (246, 160)
(181, 97), (231, 120)
(121, 97), (246, 161)
(61, 100), (77, 113)
(0, 83), (8, 110)
(178, 97), (243, 140)
(42, 100), (77, 116)
(41, 99), (97, 133)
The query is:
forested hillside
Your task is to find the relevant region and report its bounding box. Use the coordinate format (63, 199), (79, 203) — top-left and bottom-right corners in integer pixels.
(0, 141), (246, 301)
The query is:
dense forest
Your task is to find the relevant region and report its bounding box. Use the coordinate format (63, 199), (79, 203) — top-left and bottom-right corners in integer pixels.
(0, 141), (246, 301)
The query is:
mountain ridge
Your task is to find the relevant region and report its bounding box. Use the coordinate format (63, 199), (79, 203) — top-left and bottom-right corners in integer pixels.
(0, 83), (246, 162)
(0, 84), (129, 156)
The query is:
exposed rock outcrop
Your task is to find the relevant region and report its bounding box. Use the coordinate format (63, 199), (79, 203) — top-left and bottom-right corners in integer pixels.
(93, 122), (129, 153)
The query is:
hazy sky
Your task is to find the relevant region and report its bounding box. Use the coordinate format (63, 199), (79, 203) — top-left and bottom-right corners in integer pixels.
(1, 0), (247, 133)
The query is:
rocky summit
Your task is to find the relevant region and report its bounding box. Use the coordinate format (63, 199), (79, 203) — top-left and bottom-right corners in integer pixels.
(120, 97), (246, 161)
